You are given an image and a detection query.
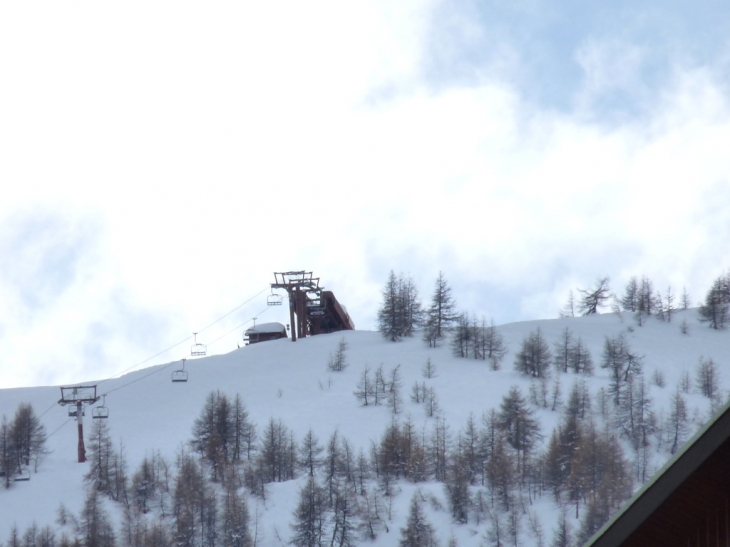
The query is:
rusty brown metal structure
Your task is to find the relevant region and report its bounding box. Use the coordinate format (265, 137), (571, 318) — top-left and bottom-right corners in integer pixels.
(271, 271), (354, 341)
(587, 399), (730, 547)
(58, 385), (100, 463)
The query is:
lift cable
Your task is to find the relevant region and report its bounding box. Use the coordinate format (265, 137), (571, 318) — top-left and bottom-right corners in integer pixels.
(92, 306), (273, 398)
(50, 286), (273, 416)
(206, 306), (271, 347)
(103, 360), (181, 396)
(39, 400), (61, 419)
(96, 285), (270, 385)
(45, 418), (74, 440)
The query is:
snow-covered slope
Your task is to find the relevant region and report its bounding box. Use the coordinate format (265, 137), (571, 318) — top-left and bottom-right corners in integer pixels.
(1, 309), (727, 546)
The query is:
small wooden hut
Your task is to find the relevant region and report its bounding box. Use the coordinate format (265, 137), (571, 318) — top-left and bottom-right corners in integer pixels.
(244, 322), (287, 345)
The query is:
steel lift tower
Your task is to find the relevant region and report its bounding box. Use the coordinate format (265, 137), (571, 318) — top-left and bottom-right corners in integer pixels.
(58, 385), (100, 463)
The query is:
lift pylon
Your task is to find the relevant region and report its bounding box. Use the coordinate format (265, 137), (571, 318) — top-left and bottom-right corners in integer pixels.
(58, 385), (100, 463)
(271, 271), (321, 341)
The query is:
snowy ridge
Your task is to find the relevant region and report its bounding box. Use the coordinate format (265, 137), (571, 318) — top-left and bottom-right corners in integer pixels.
(0, 309), (727, 546)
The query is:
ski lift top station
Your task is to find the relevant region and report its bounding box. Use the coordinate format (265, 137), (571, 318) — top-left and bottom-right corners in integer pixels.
(249, 271), (354, 344)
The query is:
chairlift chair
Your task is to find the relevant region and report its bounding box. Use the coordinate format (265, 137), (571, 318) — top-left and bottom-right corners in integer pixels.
(92, 395), (109, 419)
(172, 359), (188, 382)
(191, 333), (207, 356)
(267, 292), (283, 306)
(68, 406), (85, 418)
(14, 469), (30, 482)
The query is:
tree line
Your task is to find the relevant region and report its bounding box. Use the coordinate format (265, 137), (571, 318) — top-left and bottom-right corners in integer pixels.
(3, 372), (716, 547)
(560, 270), (730, 332)
(0, 402), (48, 488)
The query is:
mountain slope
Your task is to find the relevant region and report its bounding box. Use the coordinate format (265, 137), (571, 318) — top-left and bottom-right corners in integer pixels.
(1, 308), (727, 546)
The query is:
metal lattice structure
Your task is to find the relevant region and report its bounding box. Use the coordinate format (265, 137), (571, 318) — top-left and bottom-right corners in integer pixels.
(271, 271), (354, 341)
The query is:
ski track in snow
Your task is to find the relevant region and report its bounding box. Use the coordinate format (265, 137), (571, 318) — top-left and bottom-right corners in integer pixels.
(0, 309), (726, 546)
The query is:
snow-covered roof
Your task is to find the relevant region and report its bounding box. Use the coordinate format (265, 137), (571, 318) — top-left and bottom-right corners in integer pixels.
(245, 322), (287, 334)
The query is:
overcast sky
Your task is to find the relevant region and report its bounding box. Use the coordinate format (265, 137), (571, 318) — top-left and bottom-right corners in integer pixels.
(2, 1), (730, 389)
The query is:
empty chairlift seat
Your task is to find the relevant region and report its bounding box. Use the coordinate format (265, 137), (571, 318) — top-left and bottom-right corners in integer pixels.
(172, 359), (188, 382)
(191, 333), (207, 356)
(68, 406), (85, 417)
(92, 395), (109, 419)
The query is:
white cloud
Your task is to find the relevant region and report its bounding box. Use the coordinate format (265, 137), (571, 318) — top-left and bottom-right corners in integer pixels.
(1, 1), (729, 388)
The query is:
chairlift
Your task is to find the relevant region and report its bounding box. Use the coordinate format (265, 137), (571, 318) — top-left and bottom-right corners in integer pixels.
(14, 469), (30, 482)
(172, 359), (188, 383)
(267, 292), (283, 306)
(92, 395), (109, 419)
(68, 405), (85, 418)
(191, 332), (207, 356)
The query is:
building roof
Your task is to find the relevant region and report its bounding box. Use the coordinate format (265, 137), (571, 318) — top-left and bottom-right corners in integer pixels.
(586, 399), (730, 546)
(244, 322), (287, 335)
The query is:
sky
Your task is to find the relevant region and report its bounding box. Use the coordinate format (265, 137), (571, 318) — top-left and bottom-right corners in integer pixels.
(1, 0), (730, 389)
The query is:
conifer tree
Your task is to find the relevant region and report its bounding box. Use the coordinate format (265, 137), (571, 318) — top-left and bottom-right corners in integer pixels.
(298, 429), (324, 477)
(514, 329), (552, 378)
(232, 394), (256, 462)
(354, 366), (374, 406)
(79, 489), (116, 547)
(1, 415), (16, 488)
(553, 328), (573, 373)
(699, 272), (730, 329)
(550, 510), (572, 547)
(423, 272), (457, 347)
(636, 276), (656, 319)
(329, 487), (357, 547)
(10, 403), (47, 472)
(482, 319), (507, 369)
(559, 290), (576, 318)
(291, 476), (327, 547)
(577, 277), (610, 315)
(567, 337), (593, 375)
(221, 482), (252, 547)
(327, 338), (348, 372)
(497, 387), (541, 480)
(696, 357), (720, 401)
(399, 494), (439, 547)
(601, 333), (642, 406)
(378, 271), (402, 342)
(667, 388), (689, 455)
(681, 287), (691, 309)
(621, 276), (639, 312)
(378, 271), (422, 341)
(450, 313), (472, 358)
(85, 419), (114, 496)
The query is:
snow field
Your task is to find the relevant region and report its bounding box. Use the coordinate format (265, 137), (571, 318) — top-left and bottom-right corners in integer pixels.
(0, 308), (727, 546)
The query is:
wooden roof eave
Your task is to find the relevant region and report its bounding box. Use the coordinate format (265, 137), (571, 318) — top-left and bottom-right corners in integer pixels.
(585, 399), (730, 547)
